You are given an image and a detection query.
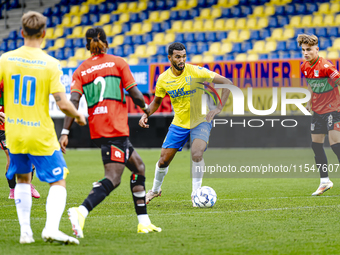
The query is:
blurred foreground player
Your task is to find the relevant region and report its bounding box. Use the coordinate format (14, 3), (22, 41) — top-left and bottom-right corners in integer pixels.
(59, 27), (161, 237)
(299, 34), (340, 195)
(139, 42), (231, 206)
(2, 11), (86, 244)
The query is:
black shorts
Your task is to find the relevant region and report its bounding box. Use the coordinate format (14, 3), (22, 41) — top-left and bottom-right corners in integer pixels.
(0, 130), (6, 150)
(93, 137), (134, 165)
(311, 111), (340, 134)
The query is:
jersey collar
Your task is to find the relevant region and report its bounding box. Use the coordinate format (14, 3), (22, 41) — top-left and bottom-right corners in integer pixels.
(310, 56), (319, 68)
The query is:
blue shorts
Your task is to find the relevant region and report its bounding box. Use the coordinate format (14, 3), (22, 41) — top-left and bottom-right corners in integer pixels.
(162, 122), (212, 151)
(6, 149), (69, 183)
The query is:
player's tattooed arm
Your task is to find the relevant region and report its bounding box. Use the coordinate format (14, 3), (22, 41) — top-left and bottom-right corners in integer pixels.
(54, 95), (61, 102)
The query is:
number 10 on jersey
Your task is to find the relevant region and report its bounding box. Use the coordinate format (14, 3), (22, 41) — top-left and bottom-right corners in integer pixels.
(12, 74), (36, 106)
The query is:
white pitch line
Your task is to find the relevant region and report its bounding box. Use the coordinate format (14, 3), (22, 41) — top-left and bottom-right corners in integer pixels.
(1, 204), (339, 222)
(0, 195), (339, 208)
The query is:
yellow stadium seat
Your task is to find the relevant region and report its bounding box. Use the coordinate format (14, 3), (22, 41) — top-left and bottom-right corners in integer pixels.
(257, 17), (268, 29)
(68, 26), (82, 38)
(251, 6), (264, 17)
(248, 40), (265, 54)
(263, 41), (277, 53)
(112, 24), (123, 36)
(103, 24), (112, 35)
(235, 53), (247, 62)
(327, 51), (339, 59)
(164, 33), (176, 44)
(128, 58), (139, 66)
(246, 18), (257, 30)
(312, 15), (323, 27)
(202, 55), (214, 63)
(49, 38), (65, 51)
(318, 50), (327, 59)
(211, 8), (222, 19)
(53, 27), (64, 39)
(60, 16), (71, 27)
(127, 23), (142, 35)
(147, 11), (160, 22)
(329, 38), (340, 51)
(110, 35), (124, 47)
(202, 20), (214, 32)
(146, 45), (157, 56)
(113, 3), (128, 13)
(137, 1), (147, 12)
(267, 28), (283, 41)
(79, 5), (89, 15)
(329, 3), (340, 14)
(141, 23), (152, 34)
(204, 42), (221, 55)
(315, 3), (329, 14)
(214, 0), (228, 8)
(220, 42), (232, 54)
(70, 16), (81, 27)
(72, 48), (86, 60)
(149, 33), (164, 45)
(45, 28), (54, 39)
(68, 6), (80, 16)
(116, 13), (129, 24)
(196, 8), (210, 20)
(287, 16), (301, 28)
(335, 14), (340, 26)
(214, 19), (225, 30)
(229, 0), (239, 7)
(223, 30), (239, 42)
(191, 55), (203, 63)
(324, 15), (335, 26)
(192, 20), (204, 31)
(300, 15), (312, 28)
(281, 28), (294, 40)
(237, 30), (250, 42)
(264, 6), (275, 16)
(95, 14), (110, 26)
(59, 60), (67, 68)
(81, 26), (91, 37)
(247, 54), (259, 61)
(235, 18), (246, 30)
(173, 0), (186, 10)
(182, 20), (193, 32)
(168, 21), (182, 33)
(225, 18), (236, 30)
(188, 0), (198, 8)
(127, 2), (138, 12)
(159, 11), (170, 21)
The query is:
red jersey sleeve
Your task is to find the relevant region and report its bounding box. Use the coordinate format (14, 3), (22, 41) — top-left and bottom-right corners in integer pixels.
(325, 63), (340, 83)
(119, 59), (137, 91)
(70, 69), (84, 95)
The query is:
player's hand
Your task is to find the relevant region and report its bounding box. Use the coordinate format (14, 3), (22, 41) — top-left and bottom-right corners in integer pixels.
(139, 113), (149, 128)
(59, 135), (69, 154)
(306, 102), (311, 112)
(206, 108), (221, 122)
(75, 114), (86, 126)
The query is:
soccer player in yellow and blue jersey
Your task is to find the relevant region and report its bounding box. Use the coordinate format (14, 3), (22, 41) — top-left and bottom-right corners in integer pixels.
(139, 42), (232, 206)
(1, 11), (86, 244)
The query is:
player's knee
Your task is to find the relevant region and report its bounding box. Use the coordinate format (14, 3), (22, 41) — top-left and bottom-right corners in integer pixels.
(99, 178), (115, 195)
(106, 175), (121, 188)
(158, 158), (170, 168)
(134, 162), (145, 176)
(130, 174), (145, 190)
(191, 151), (203, 162)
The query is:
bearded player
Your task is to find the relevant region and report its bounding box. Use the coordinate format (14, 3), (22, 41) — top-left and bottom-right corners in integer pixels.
(299, 34), (340, 195)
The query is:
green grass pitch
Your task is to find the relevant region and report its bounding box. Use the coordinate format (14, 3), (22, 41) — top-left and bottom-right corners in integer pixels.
(0, 148), (340, 255)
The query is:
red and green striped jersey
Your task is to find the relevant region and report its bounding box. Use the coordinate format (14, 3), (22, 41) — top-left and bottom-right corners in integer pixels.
(0, 81), (4, 131)
(71, 54), (136, 139)
(301, 56), (340, 114)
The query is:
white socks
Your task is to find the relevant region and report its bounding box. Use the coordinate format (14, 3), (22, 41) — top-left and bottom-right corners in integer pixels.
(192, 159), (204, 195)
(321, 177), (330, 184)
(78, 205), (89, 219)
(137, 214), (151, 226)
(152, 161), (168, 193)
(45, 185), (66, 232)
(15, 184), (32, 236)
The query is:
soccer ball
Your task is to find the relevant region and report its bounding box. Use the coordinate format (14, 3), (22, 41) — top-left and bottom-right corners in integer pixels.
(193, 186), (217, 208)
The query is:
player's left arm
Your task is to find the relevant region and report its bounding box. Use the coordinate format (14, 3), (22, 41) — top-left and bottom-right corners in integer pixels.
(206, 74), (232, 122)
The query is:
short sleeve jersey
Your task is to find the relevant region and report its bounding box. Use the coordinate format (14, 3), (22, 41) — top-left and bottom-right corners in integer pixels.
(71, 54), (136, 139)
(0, 46), (65, 155)
(0, 81), (4, 131)
(301, 56), (340, 114)
(155, 63), (216, 129)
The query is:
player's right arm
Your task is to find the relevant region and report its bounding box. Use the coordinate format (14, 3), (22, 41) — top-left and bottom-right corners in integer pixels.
(306, 84), (313, 112)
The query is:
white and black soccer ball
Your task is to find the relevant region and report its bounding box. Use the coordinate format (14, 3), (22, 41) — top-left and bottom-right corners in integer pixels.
(193, 186), (217, 208)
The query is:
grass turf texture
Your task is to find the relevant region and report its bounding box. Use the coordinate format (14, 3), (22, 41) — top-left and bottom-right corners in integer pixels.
(0, 148), (340, 255)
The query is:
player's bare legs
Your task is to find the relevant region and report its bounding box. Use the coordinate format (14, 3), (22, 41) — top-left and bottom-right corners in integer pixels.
(311, 133), (333, 195)
(146, 148), (178, 204)
(126, 151), (161, 233)
(191, 138), (207, 194)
